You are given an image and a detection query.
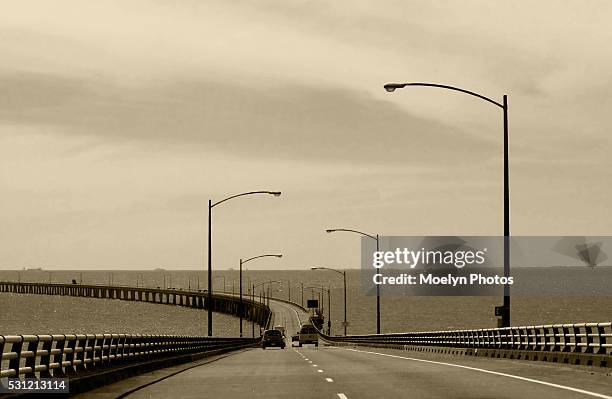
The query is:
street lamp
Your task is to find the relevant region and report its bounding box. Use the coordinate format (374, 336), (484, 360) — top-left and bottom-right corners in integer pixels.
(207, 190), (281, 336)
(250, 284), (254, 337)
(297, 282), (304, 308)
(304, 285), (331, 335)
(163, 274), (172, 289)
(384, 82), (510, 327)
(253, 280), (283, 305)
(311, 267), (347, 336)
(239, 254), (282, 337)
(214, 275), (226, 292)
(252, 279), (283, 335)
(326, 228), (381, 334)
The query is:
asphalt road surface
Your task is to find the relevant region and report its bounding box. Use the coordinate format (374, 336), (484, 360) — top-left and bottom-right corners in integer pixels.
(83, 300), (612, 399)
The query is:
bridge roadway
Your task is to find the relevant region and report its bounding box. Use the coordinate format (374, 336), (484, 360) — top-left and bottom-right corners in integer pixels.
(81, 301), (612, 399)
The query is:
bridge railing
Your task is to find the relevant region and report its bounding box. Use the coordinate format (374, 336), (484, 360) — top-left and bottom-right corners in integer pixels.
(263, 295), (611, 357)
(0, 281), (272, 327)
(0, 333), (259, 380)
(318, 322), (612, 355)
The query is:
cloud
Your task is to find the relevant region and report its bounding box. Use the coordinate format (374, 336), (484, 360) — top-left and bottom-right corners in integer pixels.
(1, 0), (612, 268)
(0, 71), (497, 166)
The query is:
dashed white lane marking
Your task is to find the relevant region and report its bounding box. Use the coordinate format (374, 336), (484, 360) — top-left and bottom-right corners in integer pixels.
(313, 364), (317, 367)
(344, 348), (612, 399)
(326, 378), (334, 383)
(337, 394), (348, 399)
(317, 369), (323, 373)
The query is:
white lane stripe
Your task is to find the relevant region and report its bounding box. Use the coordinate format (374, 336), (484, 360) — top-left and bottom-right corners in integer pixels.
(326, 378), (334, 382)
(274, 300), (303, 326)
(337, 394), (348, 399)
(313, 364), (317, 367)
(344, 348), (612, 399)
(290, 306), (303, 324)
(317, 369), (323, 373)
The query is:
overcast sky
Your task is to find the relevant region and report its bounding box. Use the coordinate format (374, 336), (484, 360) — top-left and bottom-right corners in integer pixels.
(1, 1), (611, 270)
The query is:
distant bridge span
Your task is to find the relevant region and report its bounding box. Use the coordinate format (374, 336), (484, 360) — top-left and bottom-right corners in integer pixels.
(0, 281), (271, 327)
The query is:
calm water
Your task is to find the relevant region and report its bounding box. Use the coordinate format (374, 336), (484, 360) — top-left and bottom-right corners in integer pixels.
(1, 269), (611, 336)
(0, 293), (245, 337)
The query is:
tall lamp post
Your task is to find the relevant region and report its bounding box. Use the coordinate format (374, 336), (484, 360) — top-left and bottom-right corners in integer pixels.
(311, 267), (347, 336)
(384, 82), (510, 327)
(304, 285), (331, 335)
(252, 280), (283, 333)
(207, 190), (281, 336)
(259, 280), (282, 301)
(251, 284), (255, 337)
(298, 282), (304, 308)
(213, 276), (226, 293)
(326, 228), (380, 334)
(239, 254), (282, 337)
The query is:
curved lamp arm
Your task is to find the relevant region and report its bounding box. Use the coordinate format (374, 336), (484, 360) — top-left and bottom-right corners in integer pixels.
(326, 228), (378, 242)
(243, 254), (282, 264)
(211, 191), (281, 208)
(253, 280), (284, 289)
(310, 266), (344, 275)
(383, 82), (504, 109)
(303, 285), (330, 293)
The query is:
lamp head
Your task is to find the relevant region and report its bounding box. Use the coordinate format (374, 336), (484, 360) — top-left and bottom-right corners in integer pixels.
(325, 229), (334, 233)
(271, 191), (282, 197)
(384, 83), (403, 92)
(310, 266), (319, 270)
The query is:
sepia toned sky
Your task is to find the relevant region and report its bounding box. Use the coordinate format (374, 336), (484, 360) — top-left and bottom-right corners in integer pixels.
(1, 1), (611, 270)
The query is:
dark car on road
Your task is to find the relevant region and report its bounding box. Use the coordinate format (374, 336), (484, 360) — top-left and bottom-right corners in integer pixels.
(262, 329), (285, 349)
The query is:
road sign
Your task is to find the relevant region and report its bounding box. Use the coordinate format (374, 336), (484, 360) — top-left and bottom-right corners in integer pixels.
(495, 306), (505, 317)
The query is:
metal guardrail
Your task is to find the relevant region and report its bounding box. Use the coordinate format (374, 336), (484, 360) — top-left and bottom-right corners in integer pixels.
(264, 295), (611, 357)
(0, 333), (259, 379)
(319, 323), (612, 355)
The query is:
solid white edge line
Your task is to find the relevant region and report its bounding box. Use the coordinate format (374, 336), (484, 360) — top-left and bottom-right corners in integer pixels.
(337, 394), (348, 399)
(344, 348), (612, 399)
(274, 300), (303, 326)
